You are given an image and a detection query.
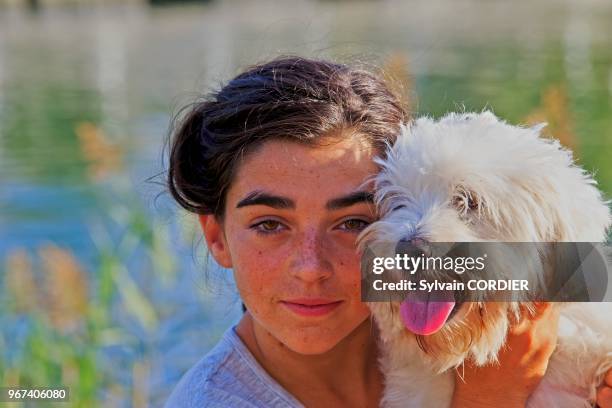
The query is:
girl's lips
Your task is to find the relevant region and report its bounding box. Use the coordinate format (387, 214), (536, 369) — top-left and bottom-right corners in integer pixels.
(280, 299), (343, 317)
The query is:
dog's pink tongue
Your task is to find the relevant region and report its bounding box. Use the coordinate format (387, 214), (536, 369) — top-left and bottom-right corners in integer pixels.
(399, 291), (455, 336)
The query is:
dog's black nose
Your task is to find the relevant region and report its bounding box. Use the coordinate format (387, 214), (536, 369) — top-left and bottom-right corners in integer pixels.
(396, 237), (432, 258)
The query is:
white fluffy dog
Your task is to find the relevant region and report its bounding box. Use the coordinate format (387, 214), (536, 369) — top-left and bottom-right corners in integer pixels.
(359, 111), (612, 407)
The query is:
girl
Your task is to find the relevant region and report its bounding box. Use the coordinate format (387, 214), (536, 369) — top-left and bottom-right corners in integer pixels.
(165, 56), (612, 407)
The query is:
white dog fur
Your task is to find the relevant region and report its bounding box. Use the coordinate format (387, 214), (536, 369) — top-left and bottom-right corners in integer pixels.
(359, 111), (612, 407)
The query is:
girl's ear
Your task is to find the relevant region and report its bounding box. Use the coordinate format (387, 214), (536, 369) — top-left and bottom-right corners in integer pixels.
(198, 214), (233, 268)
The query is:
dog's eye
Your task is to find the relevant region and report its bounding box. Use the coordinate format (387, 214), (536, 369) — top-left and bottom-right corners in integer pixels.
(451, 188), (480, 214)
(466, 195), (479, 211)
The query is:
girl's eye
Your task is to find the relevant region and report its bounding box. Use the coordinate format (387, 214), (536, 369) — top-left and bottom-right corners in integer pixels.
(338, 218), (370, 232)
(251, 220), (285, 235)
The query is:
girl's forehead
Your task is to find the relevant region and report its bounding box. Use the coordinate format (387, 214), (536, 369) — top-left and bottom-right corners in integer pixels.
(241, 138), (375, 176)
(227, 138), (379, 203)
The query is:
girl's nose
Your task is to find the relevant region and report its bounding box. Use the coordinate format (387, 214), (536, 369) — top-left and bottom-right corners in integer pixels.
(288, 228), (333, 283)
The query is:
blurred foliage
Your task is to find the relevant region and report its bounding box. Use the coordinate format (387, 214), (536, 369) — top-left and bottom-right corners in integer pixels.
(1, 4), (611, 406)
(0, 117), (179, 406)
(1, 207), (177, 407)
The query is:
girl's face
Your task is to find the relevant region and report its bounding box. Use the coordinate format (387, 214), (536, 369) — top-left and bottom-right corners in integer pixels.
(203, 132), (379, 355)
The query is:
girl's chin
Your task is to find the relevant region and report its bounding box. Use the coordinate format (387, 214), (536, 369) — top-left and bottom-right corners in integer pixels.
(281, 335), (344, 355)
(278, 319), (371, 355)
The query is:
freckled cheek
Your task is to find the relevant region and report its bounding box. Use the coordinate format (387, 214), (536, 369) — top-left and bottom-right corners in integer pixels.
(331, 247), (368, 317)
(336, 253), (369, 317)
(334, 250), (363, 292)
(231, 245), (289, 308)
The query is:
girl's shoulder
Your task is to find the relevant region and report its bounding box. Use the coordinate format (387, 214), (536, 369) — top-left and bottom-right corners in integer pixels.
(164, 326), (304, 408)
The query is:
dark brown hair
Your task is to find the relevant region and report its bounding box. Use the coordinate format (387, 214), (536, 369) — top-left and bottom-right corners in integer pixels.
(167, 56), (406, 219)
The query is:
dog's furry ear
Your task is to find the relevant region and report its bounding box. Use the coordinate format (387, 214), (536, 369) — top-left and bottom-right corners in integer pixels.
(526, 129), (611, 241)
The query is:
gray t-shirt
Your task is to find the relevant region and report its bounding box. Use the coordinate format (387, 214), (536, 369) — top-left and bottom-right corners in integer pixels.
(165, 326), (305, 407)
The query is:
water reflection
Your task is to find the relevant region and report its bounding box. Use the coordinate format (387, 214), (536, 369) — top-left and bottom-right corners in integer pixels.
(0, 1), (611, 406)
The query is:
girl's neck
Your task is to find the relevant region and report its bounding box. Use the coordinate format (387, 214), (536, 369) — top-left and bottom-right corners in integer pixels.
(235, 312), (383, 407)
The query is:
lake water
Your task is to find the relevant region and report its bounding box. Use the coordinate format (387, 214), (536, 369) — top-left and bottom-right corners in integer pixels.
(1, 0), (611, 406)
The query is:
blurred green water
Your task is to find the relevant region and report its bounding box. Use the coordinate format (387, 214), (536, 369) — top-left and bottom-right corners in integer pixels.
(0, 1), (611, 406)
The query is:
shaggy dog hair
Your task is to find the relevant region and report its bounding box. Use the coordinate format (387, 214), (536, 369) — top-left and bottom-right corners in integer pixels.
(359, 111), (612, 407)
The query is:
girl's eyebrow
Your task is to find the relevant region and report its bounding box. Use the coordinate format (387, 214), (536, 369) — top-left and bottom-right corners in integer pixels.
(236, 190), (293, 209)
(326, 190), (373, 210)
(235, 189), (373, 210)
